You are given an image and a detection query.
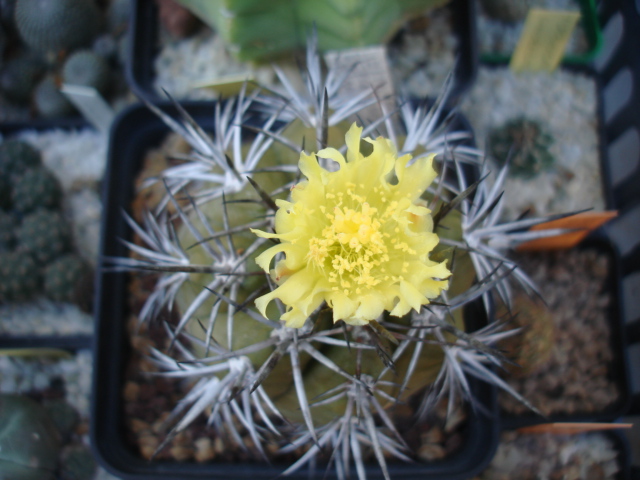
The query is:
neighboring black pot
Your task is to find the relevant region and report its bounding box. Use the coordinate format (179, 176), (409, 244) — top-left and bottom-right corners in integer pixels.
(500, 233), (631, 430)
(91, 101), (500, 479)
(126, 0), (478, 104)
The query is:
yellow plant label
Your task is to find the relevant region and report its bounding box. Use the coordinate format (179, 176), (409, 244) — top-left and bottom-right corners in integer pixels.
(510, 8), (581, 73)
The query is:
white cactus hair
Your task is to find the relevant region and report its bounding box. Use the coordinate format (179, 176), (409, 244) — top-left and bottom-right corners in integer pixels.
(107, 32), (573, 479)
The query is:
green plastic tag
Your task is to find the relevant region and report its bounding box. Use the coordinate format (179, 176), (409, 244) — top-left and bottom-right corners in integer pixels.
(510, 9), (581, 73)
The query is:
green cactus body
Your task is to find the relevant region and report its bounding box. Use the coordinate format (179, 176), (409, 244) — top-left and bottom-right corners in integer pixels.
(43, 253), (88, 303)
(14, 0), (102, 53)
(62, 50), (111, 95)
(0, 250), (40, 302)
(12, 166), (63, 214)
(0, 395), (61, 480)
(42, 398), (79, 442)
(488, 117), (555, 179)
(0, 139), (41, 179)
(175, 0), (450, 61)
(171, 121), (476, 429)
(16, 209), (72, 263)
(34, 75), (75, 118)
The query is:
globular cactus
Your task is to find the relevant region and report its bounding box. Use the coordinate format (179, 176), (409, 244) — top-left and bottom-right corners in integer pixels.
(16, 209), (72, 263)
(488, 117), (555, 179)
(33, 75), (75, 118)
(0, 138), (41, 178)
(11, 166), (63, 214)
(175, 0), (451, 61)
(14, 0), (102, 53)
(0, 394), (61, 480)
(62, 49), (111, 96)
(0, 52), (45, 104)
(43, 253), (89, 303)
(107, 35), (578, 478)
(479, 0), (529, 23)
(0, 250), (40, 302)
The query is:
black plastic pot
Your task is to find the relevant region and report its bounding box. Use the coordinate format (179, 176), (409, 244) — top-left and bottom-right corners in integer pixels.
(499, 233), (631, 430)
(92, 100), (500, 479)
(126, 0), (479, 104)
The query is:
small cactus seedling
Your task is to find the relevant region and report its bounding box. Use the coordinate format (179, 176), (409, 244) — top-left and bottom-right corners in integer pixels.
(62, 49), (111, 96)
(43, 253), (89, 303)
(0, 250), (40, 302)
(12, 166), (63, 214)
(14, 0), (102, 53)
(16, 209), (72, 263)
(0, 138), (41, 178)
(488, 117), (555, 179)
(0, 395), (61, 480)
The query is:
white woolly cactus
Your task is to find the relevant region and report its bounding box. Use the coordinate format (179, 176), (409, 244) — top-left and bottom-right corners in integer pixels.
(108, 35), (580, 479)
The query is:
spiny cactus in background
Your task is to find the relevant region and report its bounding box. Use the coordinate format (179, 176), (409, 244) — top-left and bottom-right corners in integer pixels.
(12, 166), (63, 213)
(0, 251), (40, 302)
(14, 0), (102, 53)
(43, 253), (89, 303)
(478, 0), (529, 23)
(16, 209), (72, 263)
(0, 138), (41, 178)
(62, 50), (111, 95)
(108, 35), (580, 479)
(174, 0), (451, 61)
(488, 117), (556, 179)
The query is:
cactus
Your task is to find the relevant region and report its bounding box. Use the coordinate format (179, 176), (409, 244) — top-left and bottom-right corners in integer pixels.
(488, 117), (556, 179)
(43, 253), (89, 303)
(0, 250), (40, 301)
(0, 138), (41, 178)
(175, 0), (450, 61)
(16, 209), (72, 263)
(12, 166), (63, 214)
(62, 49), (111, 95)
(0, 395), (61, 480)
(14, 0), (102, 53)
(34, 75), (75, 118)
(478, 0), (528, 23)
(107, 35), (583, 478)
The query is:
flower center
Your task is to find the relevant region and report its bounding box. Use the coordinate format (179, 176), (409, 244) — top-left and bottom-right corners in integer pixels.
(308, 202), (391, 294)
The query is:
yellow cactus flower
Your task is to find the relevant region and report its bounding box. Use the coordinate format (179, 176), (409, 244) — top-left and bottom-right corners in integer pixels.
(252, 123), (450, 328)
